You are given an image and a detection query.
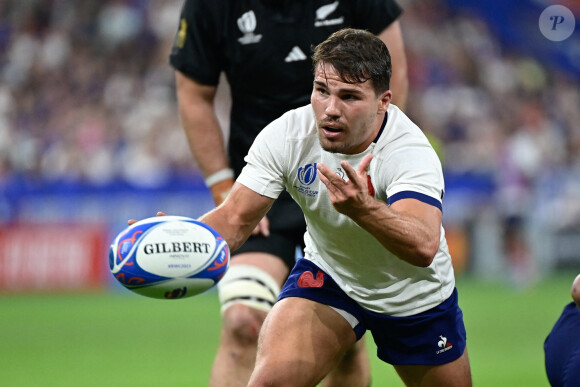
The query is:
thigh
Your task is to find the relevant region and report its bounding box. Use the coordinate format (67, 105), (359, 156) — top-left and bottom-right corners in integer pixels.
(394, 349), (472, 387)
(248, 297), (357, 387)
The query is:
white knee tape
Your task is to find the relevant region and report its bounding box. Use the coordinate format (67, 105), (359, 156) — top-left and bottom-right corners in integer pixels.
(217, 265), (281, 314)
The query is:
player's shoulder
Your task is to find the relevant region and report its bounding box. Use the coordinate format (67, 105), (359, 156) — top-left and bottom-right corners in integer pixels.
(376, 105), (441, 163)
(257, 105), (317, 146)
(277, 105), (317, 137)
(383, 104), (425, 142)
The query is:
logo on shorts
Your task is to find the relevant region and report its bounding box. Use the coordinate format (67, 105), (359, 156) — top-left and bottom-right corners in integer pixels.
(436, 335), (453, 354)
(298, 270), (325, 288)
(295, 163), (319, 197)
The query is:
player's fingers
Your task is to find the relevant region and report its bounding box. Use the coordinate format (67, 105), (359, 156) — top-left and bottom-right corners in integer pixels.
(258, 217), (270, 237)
(341, 160), (360, 184)
(319, 164), (346, 188)
(321, 172), (349, 205)
(317, 163), (338, 184)
(251, 217), (270, 237)
(129, 211), (166, 225)
(358, 154), (374, 175)
(318, 169), (340, 196)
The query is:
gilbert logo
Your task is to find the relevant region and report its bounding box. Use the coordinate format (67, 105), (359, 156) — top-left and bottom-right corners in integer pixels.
(315, 1), (344, 27)
(436, 335), (453, 354)
(237, 11), (262, 44)
(143, 242), (211, 255)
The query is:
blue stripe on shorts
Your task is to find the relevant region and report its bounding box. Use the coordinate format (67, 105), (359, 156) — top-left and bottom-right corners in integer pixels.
(279, 258), (467, 366)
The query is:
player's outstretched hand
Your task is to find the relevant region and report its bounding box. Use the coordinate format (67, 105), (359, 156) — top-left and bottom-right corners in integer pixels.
(128, 211), (167, 226)
(317, 154), (374, 218)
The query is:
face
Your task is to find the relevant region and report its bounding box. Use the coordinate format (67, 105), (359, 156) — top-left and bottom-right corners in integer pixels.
(311, 62), (391, 154)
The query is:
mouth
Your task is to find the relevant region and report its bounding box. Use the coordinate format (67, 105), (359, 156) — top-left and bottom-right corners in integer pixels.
(320, 122), (344, 139)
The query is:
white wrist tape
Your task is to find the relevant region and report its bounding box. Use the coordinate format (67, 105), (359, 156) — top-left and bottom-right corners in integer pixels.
(204, 168), (234, 187)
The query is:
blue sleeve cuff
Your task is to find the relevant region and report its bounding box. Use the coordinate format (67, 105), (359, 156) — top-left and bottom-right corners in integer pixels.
(387, 191), (442, 211)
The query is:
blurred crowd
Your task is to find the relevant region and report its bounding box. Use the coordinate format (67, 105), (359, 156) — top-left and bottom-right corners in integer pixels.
(1, 0), (579, 273)
(0, 0), (191, 189)
(402, 0), (580, 230)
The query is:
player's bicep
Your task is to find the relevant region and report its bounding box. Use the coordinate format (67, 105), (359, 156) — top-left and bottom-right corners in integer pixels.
(175, 71), (217, 107)
(390, 197), (442, 235)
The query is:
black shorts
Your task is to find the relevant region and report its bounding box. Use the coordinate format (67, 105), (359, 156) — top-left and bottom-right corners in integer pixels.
(232, 191), (306, 269)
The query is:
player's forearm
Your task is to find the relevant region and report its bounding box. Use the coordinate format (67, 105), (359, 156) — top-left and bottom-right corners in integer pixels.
(179, 101), (229, 177)
(198, 207), (253, 252)
(175, 72), (229, 177)
(180, 103), (234, 204)
(198, 184), (274, 251)
(350, 201), (440, 267)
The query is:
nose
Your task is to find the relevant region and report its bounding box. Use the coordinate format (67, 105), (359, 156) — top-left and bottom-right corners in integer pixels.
(325, 95), (341, 118)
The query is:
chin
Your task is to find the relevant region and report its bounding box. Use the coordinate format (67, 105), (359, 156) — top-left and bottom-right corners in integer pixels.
(319, 141), (342, 154)
(318, 136), (343, 153)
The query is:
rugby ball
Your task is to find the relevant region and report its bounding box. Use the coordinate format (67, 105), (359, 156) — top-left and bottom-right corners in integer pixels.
(109, 216), (230, 299)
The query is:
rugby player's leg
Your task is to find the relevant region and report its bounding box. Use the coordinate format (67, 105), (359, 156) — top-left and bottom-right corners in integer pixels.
(394, 349), (472, 387)
(322, 338), (371, 387)
(248, 297), (358, 387)
(209, 252), (288, 387)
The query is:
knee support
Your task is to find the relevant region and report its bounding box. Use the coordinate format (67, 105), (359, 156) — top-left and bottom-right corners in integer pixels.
(217, 265), (281, 314)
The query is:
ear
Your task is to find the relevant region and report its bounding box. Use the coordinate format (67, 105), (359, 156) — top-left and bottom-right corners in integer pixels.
(377, 90), (392, 114)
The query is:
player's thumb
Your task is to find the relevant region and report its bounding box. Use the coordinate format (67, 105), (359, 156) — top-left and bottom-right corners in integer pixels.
(358, 154), (374, 176)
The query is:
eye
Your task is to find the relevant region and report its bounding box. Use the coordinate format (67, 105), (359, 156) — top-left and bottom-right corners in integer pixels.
(316, 87), (329, 95)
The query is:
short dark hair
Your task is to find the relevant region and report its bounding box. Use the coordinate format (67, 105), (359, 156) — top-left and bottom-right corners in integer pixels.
(312, 28), (392, 95)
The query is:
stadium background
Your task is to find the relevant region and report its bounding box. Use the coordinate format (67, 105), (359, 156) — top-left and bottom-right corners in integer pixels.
(0, 0), (579, 385)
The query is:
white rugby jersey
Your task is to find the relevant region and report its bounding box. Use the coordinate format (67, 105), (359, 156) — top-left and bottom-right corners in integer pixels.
(237, 104), (455, 316)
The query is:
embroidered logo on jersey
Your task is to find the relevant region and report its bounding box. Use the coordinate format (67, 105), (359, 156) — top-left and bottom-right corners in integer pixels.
(237, 11), (262, 44)
(297, 270), (325, 288)
(436, 335), (453, 354)
(295, 163), (319, 197)
(175, 19), (187, 50)
(285, 46), (307, 62)
(314, 1), (344, 27)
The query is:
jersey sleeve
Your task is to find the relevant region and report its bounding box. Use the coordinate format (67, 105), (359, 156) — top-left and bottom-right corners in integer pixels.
(349, 0), (403, 34)
(380, 145), (445, 211)
(236, 116), (288, 199)
(169, 0), (223, 85)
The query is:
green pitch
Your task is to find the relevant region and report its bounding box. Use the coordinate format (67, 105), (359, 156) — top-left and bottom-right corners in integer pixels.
(0, 272), (575, 386)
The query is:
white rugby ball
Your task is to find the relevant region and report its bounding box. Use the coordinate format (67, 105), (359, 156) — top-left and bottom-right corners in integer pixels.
(109, 216), (230, 299)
